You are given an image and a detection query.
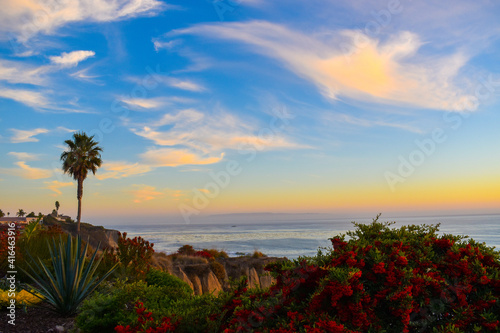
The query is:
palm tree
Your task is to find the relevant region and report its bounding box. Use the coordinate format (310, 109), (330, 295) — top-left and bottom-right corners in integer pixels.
(0, 209), (4, 218)
(60, 132), (103, 234)
(17, 209), (26, 217)
(55, 201), (60, 216)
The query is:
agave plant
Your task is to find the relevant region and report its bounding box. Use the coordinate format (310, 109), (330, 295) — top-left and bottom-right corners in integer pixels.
(21, 235), (117, 316)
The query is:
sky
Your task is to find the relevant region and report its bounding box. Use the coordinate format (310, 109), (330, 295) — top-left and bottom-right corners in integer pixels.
(0, 0), (499, 225)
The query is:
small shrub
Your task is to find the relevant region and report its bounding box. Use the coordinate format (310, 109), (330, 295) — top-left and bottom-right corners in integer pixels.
(204, 248), (229, 259)
(145, 268), (192, 294)
(117, 232), (154, 280)
(252, 250), (267, 258)
(194, 250), (213, 260)
(77, 277), (193, 332)
(209, 261), (226, 283)
(177, 244), (195, 256)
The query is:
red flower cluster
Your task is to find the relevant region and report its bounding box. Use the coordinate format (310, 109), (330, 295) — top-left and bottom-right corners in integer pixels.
(194, 250), (214, 259)
(115, 301), (178, 333)
(214, 222), (500, 332)
(117, 232), (155, 279)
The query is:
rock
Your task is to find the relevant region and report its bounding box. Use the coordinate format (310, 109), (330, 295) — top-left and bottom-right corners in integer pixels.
(105, 229), (120, 248)
(172, 267), (194, 293)
(190, 274), (203, 295)
(202, 271), (223, 295)
(248, 267), (260, 289)
(259, 272), (275, 289)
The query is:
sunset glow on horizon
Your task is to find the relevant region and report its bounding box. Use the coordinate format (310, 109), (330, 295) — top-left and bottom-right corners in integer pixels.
(0, 0), (499, 225)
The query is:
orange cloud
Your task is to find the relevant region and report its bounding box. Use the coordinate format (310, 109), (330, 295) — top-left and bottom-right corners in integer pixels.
(141, 148), (224, 167)
(0, 161), (52, 179)
(129, 185), (163, 203)
(96, 161), (152, 180)
(44, 180), (74, 196)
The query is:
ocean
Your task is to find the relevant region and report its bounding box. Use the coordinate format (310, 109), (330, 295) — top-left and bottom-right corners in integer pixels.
(110, 214), (500, 259)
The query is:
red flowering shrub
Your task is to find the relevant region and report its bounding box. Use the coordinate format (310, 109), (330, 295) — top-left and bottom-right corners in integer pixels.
(216, 216), (500, 332)
(117, 232), (155, 280)
(115, 301), (179, 333)
(195, 250), (214, 260)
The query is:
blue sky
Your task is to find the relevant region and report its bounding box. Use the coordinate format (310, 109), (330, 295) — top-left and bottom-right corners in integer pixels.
(0, 0), (499, 225)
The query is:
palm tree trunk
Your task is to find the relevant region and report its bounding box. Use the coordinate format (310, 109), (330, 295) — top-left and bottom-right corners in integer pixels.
(77, 177), (83, 234)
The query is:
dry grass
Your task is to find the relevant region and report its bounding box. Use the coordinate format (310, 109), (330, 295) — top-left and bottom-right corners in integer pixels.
(171, 254), (209, 266)
(151, 252), (173, 271)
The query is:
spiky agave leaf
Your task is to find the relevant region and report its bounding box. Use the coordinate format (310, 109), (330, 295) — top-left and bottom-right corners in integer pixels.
(21, 235), (118, 316)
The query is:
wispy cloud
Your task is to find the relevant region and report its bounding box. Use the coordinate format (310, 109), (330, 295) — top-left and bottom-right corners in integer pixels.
(49, 50), (95, 67)
(0, 0), (168, 41)
(165, 78), (206, 92)
(126, 74), (207, 93)
(120, 97), (167, 110)
(70, 67), (102, 84)
(0, 59), (47, 85)
(129, 184), (163, 203)
(10, 128), (49, 143)
(131, 108), (304, 155)
(324, 113), (423, 134)
(44, 180), (74, 196)
(0, 88), (50, 109)
(177, 21), (476, 111)
(96, 161), (152, 180)
(7, 152), (41, 161)
(0, 161), (52, 179)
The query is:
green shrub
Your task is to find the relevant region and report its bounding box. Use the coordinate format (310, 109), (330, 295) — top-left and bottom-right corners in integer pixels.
(146, 268), (192, 294)
(177, 244), (196, 256)
(209, 260), (226, 283)
(77, 276), (193, 332)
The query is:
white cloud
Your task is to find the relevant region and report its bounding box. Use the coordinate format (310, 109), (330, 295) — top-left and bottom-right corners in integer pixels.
(0, 59), (47, 85)
(132, 108), (304, 155)
(128, 184), (163, 203)
(0, 88), (50, 108)
(178, 21), (476, 111)
(165, 78), (206, 92)
(44, 180), (74, 196)
(8, 152), (41, 161)
(55, 126), (77, 133)
(49, 50), (95, 68)
(0, 0), (168, 41)
(10, 128), (49, 143)
(96, 161), (152, 180)
(70, 67), (102, 83)
(121, 97), (166, 110)
(0, 161), (52, 179)
(153, 39), (181, 51)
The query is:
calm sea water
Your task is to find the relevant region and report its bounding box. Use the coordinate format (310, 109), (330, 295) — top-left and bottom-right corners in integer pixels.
(110, 214), (500, 259)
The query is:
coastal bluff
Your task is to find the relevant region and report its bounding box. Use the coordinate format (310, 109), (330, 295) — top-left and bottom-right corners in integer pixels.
(161, 256), (283, 295)
(43, 215), (121, 249)
(43, 216), (283, 295)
